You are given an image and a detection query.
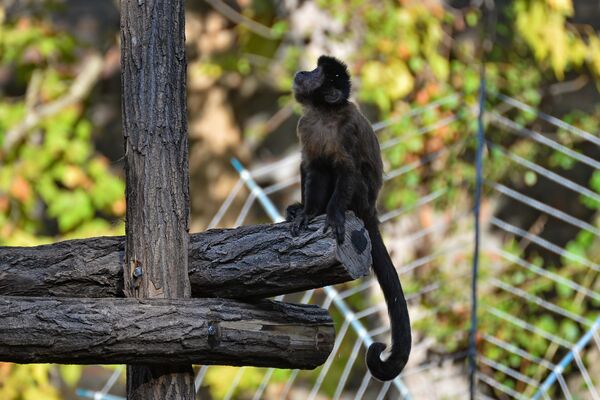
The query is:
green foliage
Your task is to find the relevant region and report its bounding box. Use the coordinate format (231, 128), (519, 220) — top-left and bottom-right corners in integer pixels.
(0, 10), (125, 246)
(2, 0), (599, 397)
(0, 6), (123, 399)
(514, 0), (600, 79)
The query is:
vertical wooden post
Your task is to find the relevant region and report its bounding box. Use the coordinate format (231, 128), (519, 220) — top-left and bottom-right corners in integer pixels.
(120, 0), (194, 398)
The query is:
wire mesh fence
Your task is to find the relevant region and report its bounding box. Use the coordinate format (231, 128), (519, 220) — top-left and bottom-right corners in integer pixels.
(77, 92), (599, 399)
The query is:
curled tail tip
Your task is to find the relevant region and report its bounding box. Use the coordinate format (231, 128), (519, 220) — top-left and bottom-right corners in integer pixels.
(366, 342), (409, 382)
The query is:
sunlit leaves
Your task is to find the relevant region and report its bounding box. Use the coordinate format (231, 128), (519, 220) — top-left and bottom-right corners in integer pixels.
(0, 13), (125, 245)
(546, 0), (573, 14)
(588, 35), (600, 77)
(515, 0), (599, 79)
(0, 364), (61, 400)
(360, 60), (413, 110)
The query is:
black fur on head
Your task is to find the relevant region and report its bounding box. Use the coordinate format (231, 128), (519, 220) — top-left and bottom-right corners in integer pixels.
(293, 55), (351, 107)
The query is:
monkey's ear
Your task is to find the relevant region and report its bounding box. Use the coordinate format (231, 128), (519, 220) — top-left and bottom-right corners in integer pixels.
(323, 88), (344, 104)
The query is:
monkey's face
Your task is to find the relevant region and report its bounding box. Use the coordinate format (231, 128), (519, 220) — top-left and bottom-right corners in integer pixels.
(293, 55), (351, 107)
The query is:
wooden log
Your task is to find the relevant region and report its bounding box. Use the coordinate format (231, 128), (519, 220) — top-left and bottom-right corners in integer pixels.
(0, 212), (371, 299)
(0, 296), (334, 368)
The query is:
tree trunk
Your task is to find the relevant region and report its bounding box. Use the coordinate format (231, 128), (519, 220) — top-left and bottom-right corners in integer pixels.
(0, 296), (334, 369)
(120, 0), (194, 398)
(0, 213), (371, 299)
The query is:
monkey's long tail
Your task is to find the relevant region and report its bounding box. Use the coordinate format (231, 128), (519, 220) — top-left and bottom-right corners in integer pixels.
(363, 215), (412, 381)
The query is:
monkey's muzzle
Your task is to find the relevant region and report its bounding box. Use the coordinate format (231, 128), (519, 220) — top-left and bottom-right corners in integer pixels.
(293, 67), (324, 94)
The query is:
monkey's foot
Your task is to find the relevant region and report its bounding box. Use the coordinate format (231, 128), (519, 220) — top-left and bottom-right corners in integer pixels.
(285, 203), (304, 222)
(323, 209), (345, 244)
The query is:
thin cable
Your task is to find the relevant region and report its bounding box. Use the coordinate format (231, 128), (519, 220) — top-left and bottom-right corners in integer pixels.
(488, 181), (600, 236)
(208, 178), (243, 228)
(478, 373), (528, 400)
(231, 158), (285, 223)
(487, 306), (573, 348)
(100, 366), (124, 395)
(469, 25), (487, 400)
(490, 216), (600, 272)
(496, 93), (600, 146)
(489, 112), (600, 170)
(479, 355), (541, 389)
(486, 140), (600, 203)
(490, 247), (600, 302)
(489, 278), (594, 327)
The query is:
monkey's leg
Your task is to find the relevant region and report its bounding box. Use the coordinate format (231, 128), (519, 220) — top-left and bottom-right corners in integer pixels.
(291, 167), (332, 236)
(323, 168), (355, 244)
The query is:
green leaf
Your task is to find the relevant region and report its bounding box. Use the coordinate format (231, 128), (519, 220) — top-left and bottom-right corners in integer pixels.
(556, 281), (574, 299)
(560, 320), (579, 342)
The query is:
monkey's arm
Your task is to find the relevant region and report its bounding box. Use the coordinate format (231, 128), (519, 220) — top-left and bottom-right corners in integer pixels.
(285, 161), (307, 222)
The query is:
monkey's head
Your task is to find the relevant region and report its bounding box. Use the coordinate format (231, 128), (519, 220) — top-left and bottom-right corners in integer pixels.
(293, 55), (351, 107)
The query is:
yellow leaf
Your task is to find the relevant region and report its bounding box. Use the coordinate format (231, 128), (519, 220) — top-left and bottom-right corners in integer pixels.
(547, 0), (573, 15)
(361, 60), (414, 101)
(59, 365), (82, 387)
(589, 35), (600, 76)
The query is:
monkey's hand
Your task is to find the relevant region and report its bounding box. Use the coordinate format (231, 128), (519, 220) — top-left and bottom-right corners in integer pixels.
(285, 202), (304, 222)
(323, 208), (345, 244)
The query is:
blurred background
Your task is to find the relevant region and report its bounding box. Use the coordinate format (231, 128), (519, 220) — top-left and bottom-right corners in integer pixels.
(0, 0), (599, 399)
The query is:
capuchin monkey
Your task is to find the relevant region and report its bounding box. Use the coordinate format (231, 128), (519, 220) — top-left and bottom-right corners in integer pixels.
(286, 55), (411, 381)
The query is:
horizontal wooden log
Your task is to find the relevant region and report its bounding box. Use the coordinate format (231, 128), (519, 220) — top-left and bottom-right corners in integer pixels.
(0, 296), (334, 368)
(0, 212), (371, 299)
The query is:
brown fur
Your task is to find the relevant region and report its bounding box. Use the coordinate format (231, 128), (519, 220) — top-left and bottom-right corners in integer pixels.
(287, 56), (411, 381)
(298, 103), (382, 177)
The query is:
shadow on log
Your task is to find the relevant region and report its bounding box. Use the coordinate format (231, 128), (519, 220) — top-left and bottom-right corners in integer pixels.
(0, 212), (371, 299)
(0, 296), (334, 368)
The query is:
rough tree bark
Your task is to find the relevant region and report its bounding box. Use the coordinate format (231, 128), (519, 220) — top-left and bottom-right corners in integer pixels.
(120, 0), (194, 398)
(0, 213), (371, 299)
(0, 296), (334, 369)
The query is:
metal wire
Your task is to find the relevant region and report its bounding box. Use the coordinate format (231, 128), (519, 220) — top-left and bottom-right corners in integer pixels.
(469, 49), (486, 399)
(496, 93), (600, 146)
(489, 112), (600, 170)
(196, 95), (599, 400)
(533, 317), (600, 400)
(488, 181), (600, 236)
(490, 216), (600, 272)
(79, 94), (599, 400)
(485, 140), (600, 203)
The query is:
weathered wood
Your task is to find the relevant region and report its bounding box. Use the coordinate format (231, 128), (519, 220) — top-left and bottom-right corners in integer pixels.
(0, 213), (371, 299)
(120, 0), (193, 397)
(0, 296), (334, 368)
